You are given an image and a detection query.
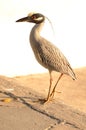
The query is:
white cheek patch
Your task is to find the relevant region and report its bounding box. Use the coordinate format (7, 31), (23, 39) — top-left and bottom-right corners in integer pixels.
(35, 17), (43, 21)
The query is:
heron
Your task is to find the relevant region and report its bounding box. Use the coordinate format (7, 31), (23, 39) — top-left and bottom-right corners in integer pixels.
(16, 12), (76, 102)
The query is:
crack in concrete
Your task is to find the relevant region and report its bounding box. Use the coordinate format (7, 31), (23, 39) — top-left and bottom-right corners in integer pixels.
(17, 97), (83, 130)
(0, 91), (85, 130)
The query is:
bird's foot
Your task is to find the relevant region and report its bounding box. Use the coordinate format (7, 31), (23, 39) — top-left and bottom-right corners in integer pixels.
(38, 97), (54, 104)
(38, 98), (48, 104)
(39, 92), (55, 104)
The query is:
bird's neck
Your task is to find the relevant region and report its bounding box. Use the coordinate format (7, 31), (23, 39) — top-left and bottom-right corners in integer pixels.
(30, 22), (44, 41)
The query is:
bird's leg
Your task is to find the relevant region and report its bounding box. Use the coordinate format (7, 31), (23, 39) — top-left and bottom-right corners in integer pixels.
(46, 71), (53, 101)
(50, 73), (63, 99)
(38, 71), (52, 103)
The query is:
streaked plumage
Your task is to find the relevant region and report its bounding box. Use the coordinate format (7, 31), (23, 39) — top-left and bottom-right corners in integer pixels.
(16, 12), (76, 102)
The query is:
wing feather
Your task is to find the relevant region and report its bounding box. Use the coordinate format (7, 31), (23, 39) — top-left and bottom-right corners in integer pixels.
(37, 37), (76, 79)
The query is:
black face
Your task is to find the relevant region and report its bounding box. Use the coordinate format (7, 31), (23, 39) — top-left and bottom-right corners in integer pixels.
(16, 13), (45, 24)
(29, 13), (45, 24)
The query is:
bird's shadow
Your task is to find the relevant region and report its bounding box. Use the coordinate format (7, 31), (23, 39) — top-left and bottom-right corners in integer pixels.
(0, 90), (55, 120)
(0, 90), (46, 107)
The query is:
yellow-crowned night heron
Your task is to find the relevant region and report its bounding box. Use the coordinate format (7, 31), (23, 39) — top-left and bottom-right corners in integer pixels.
(16, 12), (76, 102)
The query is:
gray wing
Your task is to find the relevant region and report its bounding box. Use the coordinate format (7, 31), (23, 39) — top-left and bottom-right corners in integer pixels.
(36, 37), (76, 79)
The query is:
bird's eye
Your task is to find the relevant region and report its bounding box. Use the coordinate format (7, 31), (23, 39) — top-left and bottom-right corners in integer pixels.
(31, 15), (37, 20)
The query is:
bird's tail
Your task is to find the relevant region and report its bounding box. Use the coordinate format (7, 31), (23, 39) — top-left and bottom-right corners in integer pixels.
(68, 65), (76, 80)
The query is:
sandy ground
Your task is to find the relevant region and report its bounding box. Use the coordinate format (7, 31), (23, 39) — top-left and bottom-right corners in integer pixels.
(0, 67), (86, 130)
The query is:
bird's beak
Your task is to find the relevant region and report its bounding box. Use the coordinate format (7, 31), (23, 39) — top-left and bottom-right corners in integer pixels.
(16, 16), (31, 22)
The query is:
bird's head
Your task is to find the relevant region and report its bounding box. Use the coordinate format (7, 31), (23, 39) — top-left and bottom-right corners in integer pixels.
(16, 12), (45, 24)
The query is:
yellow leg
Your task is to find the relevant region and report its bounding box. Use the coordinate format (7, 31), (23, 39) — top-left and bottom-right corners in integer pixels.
(46, 71), (53, 101)
(39, 73), (63, 104)
(50, 73), (63, 99)
(38, 71), (53, 104)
